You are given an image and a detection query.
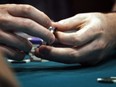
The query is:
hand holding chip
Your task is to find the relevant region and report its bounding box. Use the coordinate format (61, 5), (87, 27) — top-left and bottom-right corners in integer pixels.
(0, 4), (55, 61)
(35, 13), (116, 65)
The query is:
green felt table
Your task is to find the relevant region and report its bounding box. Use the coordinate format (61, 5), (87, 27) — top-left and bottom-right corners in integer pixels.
(11, 58), (116, 87)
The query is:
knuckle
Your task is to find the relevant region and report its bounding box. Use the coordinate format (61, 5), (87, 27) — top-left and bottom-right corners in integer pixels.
(44, 17), (51, 28)
(94, 40), (106, 50)
(72, 36), (81, 46)
(24, 4), (33, 10)
(0, 15), (12, 26)
(65, 51), (81, 64)
(20, 4), (33, 15)
(94, 24), (104, 36)
(22, 19), (34, 28)
(37, 11), (51, 28)
(22, 38), (32, 52)
(69, 51), (76, 58)
(99, 41), (106, 50)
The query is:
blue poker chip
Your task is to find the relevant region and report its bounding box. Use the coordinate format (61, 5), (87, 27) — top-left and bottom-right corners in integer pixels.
(28, 37), (43, 44)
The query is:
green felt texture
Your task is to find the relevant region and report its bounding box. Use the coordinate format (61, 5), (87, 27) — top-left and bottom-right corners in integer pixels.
(11, 58), (116, 87)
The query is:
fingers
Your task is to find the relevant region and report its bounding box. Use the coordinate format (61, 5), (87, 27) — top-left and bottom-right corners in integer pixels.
(35, 45), (78, 64)
(55, 24), (101, 46)
(0, 30), (29, 60)
(0, 4), (55, 44)
(0, 30), (32, 53)
(0, 16), (55, 44)
(35, 39), (103, 64)
(52, 14), (87, 31)
(0, 46), (25, 61)
(6, 4), (51, 28)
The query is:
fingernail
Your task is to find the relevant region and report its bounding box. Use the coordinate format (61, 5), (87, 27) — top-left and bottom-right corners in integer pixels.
(33, 46), (49, 58)
(39, 46), (50, 56)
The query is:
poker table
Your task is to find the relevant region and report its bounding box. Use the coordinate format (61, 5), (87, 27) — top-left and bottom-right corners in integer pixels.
(11, 58), (116, 87)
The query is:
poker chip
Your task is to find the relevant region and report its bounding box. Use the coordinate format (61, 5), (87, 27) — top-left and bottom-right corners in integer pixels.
(28, 37), (43, 44)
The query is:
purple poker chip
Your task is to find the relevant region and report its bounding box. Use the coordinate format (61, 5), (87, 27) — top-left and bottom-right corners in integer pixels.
(27, 26), (56, 45)
(28, 37), (43, 44)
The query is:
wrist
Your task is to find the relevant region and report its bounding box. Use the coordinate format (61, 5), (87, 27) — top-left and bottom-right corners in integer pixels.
(105, 13), (116, 47)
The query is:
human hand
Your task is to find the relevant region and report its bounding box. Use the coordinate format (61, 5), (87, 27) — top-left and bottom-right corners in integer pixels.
(35, 13), (116, 65)
(0, 4), (55, 60)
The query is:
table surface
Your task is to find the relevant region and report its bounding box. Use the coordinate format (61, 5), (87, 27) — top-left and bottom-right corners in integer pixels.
(11, 58), (116, 87)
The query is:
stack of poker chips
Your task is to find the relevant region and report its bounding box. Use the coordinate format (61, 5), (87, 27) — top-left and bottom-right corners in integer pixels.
(8, 26), (56, 63)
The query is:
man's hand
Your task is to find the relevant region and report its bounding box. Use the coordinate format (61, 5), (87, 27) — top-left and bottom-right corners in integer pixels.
(35, 13), (116, 65)
(0, 4), (55, 60)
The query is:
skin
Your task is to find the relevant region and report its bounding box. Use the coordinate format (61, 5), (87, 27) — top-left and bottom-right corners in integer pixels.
(0, 51), (20, 87)
(0, 4), (116, 65)
(0, 4), (55, 60)
(35, 12), (116, 65)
